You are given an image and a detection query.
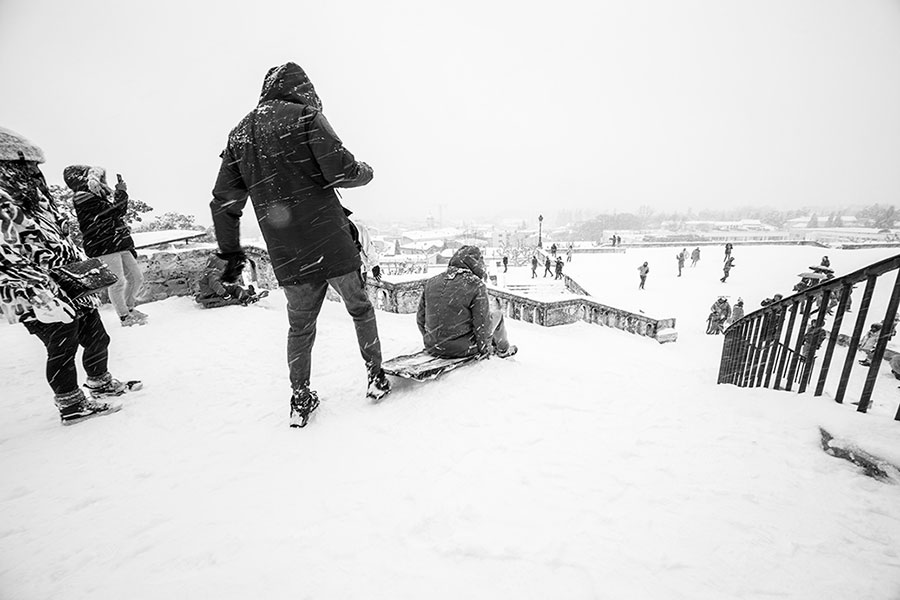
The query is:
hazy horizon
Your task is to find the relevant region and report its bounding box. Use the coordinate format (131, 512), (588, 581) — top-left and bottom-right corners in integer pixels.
(2, 0), (899, 229)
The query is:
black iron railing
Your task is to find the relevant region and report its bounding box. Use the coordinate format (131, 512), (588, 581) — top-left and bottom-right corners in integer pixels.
(718, 253), (900, 421)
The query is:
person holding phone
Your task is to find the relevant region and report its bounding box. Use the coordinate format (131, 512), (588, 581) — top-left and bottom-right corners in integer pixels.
(63, 166), (147, 327)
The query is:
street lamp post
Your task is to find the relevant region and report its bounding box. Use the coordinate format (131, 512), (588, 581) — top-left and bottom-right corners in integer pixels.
(538, 214), (543, 248)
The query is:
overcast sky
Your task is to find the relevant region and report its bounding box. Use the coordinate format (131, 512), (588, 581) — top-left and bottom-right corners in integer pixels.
(2, 0), (900, 228)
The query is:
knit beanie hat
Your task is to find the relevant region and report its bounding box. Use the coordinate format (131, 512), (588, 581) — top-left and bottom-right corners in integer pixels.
(0, 127), (46, 163)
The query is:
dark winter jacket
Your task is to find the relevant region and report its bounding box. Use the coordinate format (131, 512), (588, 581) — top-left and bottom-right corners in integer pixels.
(63, 165), (134, 258)
(211, 62), (373, 286)
(416, 246), (491, 358)
(197, 254), (231, 298)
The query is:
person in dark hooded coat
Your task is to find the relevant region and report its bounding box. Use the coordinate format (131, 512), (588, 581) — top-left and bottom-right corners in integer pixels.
(417, 246), (517, 359)
(63, 165), (146, 327)
(210, 62), (388, 427)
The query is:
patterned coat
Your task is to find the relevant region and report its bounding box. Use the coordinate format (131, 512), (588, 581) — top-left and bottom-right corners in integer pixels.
(0, 162), (97, 324)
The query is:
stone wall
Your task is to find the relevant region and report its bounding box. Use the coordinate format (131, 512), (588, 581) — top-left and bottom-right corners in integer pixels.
(135, 244), (677, 343)
(132, 246), (277, 304)
(349, 276), (677, 343)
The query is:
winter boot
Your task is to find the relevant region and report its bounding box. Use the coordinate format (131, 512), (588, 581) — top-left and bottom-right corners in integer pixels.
(367, 369), (392, 402)
(494, 344), (518, 359)
(55, 389), (122, 426)
(130, 308), (149, 322)
(84, 373), (128, 398)
(120, 313), (146, 327)
(290, 387), (320, 428)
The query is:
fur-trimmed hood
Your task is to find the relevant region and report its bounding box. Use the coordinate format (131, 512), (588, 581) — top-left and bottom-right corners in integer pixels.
(0, 127), (45, 163)
(63, 165), (111, 198)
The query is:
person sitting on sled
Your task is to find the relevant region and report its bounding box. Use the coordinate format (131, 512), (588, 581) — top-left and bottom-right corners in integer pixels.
(195, 253), (267, 308)
(417, 245), (517, 359)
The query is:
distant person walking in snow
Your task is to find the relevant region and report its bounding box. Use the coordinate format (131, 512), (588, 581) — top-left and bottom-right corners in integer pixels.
(721, 255), (735, 282)
(550, 243), (558, 257)
(676, 250), (685, 277)
(210, 62), (390, 428)
(691, 247), (700, 267)
(531, 255), (538, 278)
(730, 298), (745, 324)
(554, 256), (564, 280)
(707, 297), (731, 334)
(502, 255), (508, 273)
(638, 261), (649, 290)
(64, 165), (146, 327)
(543, 256), (552, 277)
(417, 246), (517, 360)
(0, 128), (135, 425)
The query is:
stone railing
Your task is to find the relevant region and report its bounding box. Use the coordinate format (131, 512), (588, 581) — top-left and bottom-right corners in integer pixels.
(132, 243), (677, 343)
(355, 276), (677, 343)
(134, 246), (277, 304)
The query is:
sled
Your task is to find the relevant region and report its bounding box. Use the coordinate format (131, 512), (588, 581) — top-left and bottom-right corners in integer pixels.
(382, 350), (479, 381)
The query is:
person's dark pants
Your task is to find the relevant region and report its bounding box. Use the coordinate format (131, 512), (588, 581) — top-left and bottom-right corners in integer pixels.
(23, 309), (110, 395)
(639, 276), (646, 290)
(284, 270), (382, 391)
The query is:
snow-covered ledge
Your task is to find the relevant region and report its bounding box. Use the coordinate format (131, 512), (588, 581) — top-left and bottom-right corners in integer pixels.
(354, 278), (678, 343)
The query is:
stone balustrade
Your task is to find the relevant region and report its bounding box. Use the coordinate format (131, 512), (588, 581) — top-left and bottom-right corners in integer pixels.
(355, 276), (677, 343)
(133, 244), (677, 343)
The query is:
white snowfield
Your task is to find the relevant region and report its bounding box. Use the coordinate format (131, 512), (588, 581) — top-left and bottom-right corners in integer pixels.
(2, 246), (900, 599)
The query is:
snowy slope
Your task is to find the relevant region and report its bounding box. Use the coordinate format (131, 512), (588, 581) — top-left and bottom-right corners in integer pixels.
(2, 248), (900, 599)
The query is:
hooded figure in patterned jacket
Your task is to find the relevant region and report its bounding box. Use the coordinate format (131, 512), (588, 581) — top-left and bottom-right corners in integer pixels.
(0, 127), (135, 425)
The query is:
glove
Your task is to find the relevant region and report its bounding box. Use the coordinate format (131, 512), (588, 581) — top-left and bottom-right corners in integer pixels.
(218, 250), (247, 284)
(31, 291), (76, 324)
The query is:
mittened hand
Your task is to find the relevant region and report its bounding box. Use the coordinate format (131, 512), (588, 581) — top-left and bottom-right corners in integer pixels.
(218, 250), (247, 283)
(31, 292), (75, 324)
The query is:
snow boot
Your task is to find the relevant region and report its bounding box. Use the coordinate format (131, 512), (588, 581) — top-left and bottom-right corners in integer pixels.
(129, 308), (149, 322)
(367, 369), (391, 402)
(120, 313), (145, 327)
(290, 388), (320, 428)
(494, 344), (518, 359)
(84, 373), (141, 398)
(55, 389), (122, 426)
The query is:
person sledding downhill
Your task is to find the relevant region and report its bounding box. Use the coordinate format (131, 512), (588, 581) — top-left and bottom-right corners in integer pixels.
(417, 246), (517, 361)
(0, 127), (139, 425)
(210, 62), (390, 429)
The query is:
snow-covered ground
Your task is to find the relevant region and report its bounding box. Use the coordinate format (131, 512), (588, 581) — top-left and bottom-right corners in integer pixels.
(2, 246), (900, 599)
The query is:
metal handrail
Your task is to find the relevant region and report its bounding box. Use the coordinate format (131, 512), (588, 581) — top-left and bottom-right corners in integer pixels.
(719, 253), (900, 421)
